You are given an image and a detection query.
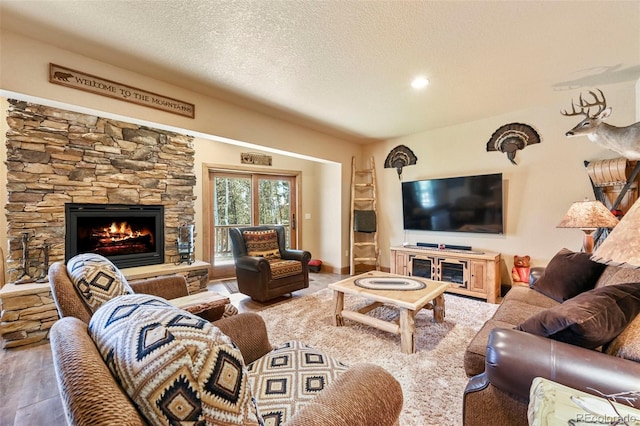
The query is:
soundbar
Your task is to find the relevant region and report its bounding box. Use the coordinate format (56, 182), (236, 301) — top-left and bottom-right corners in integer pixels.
(416, 242), (473, 251)
(416, 242), (438, 248)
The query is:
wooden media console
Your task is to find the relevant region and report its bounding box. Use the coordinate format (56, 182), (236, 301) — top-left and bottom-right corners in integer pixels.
(390, 245), (501, 303)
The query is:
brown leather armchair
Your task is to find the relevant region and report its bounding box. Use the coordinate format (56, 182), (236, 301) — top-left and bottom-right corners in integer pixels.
(229, 225), (311, 302)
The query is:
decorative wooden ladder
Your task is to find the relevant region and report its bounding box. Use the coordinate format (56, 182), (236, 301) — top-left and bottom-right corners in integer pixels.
(350, 156), (380, 275)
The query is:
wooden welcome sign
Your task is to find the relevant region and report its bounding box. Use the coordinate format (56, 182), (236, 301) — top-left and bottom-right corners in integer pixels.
(49, 64), (195, 118)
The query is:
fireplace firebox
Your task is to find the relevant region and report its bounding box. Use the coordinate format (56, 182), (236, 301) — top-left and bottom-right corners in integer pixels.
(65, 203), (165, 269)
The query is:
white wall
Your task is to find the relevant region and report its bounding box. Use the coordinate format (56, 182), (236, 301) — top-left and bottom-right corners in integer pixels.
(0, 29), (359, 271)
(366, 81), (638, 277)
(193, 138), (333, 266)
(637, 77), (640, 120)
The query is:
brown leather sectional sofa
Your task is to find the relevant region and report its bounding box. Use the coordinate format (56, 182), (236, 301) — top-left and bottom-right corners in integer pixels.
(462, 254), (640, 425)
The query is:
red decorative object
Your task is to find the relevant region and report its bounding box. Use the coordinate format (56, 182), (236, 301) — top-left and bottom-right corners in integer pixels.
(309, 259), (322, 272)
(511, 255), (531, 285)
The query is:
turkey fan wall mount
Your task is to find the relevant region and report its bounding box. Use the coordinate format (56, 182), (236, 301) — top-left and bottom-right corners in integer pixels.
(486, 123), (541, 165)
(384, 145), (418, 180)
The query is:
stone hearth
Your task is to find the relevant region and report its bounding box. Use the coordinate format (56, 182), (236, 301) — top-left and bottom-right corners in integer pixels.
(0, 262), (209, 348)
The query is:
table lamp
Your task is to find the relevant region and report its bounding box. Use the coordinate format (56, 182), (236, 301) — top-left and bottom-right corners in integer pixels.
(557, 199), (619, 254)
(592, 197), (640, 267)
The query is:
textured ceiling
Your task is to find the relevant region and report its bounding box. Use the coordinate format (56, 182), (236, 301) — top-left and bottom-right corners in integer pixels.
(1, 1), (640, 141)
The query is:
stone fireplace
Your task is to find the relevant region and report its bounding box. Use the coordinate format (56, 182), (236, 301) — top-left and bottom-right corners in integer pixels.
(4, 99), (196, 278)
(65, 203), (165, 268)
(0, 100), (207, 348)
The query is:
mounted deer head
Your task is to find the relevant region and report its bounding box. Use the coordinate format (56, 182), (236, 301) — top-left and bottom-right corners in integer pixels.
(562, 89), (612, 136)
(562, 89), (640, 160)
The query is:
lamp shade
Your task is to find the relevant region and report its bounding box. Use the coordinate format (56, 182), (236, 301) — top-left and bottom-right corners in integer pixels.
(556, 200), (619, 230)
(592, 198), (640, 268)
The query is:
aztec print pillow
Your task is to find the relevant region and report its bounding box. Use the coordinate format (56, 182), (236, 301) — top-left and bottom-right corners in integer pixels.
(67, 253), (133, 313)
(247, 340), (349, 425)
(89, 294), (262, 426)
(268, 260), (303, 279)
(242, 230), (281, 260)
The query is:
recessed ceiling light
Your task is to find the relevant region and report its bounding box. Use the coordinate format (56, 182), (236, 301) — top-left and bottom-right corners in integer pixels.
(411, 76), (429, 90)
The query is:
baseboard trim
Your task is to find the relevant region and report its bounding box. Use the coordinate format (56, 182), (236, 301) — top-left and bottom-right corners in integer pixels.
(331, 265), (390, 275)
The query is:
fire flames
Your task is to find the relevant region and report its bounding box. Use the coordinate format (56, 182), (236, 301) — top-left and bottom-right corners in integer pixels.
(103, 222), (143, 242)
(93, 221), (153, 247)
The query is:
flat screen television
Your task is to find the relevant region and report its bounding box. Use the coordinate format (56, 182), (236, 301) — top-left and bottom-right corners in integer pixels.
(401, 173), (504, 234)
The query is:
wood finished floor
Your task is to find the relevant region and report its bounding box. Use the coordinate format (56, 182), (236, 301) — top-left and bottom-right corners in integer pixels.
(0, 272), (346, 426)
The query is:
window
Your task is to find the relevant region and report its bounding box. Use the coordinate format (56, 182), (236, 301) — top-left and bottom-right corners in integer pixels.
(204, 167), (299, 278)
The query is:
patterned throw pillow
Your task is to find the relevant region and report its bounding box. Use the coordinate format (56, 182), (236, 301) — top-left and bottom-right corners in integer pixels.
(247, 341), (349, 426)
(242, 230), (281, 260)
(89, 294), (262, 426)
(605, 314), (640, 362)
(268, 260), (303, 279)
(67, 253), (133, 313)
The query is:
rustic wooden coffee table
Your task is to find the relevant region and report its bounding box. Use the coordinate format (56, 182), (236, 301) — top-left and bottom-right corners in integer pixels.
(329, 271), (448, 354)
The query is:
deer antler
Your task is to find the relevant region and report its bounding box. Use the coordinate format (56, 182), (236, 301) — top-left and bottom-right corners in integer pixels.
(579, 89), (607, 117)
(561, 101), (586, 117)
(562, 89), (607, 118)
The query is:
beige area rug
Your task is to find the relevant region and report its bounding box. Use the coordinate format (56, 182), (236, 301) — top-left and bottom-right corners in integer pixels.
(258, 288), (499, 426)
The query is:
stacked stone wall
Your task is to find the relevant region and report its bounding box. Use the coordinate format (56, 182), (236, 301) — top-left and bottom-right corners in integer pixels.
(184, 269), (209, 294)
(1, 99), (205, 348)
(4, 100), (196, 279)
(0, 286), (57, 349)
